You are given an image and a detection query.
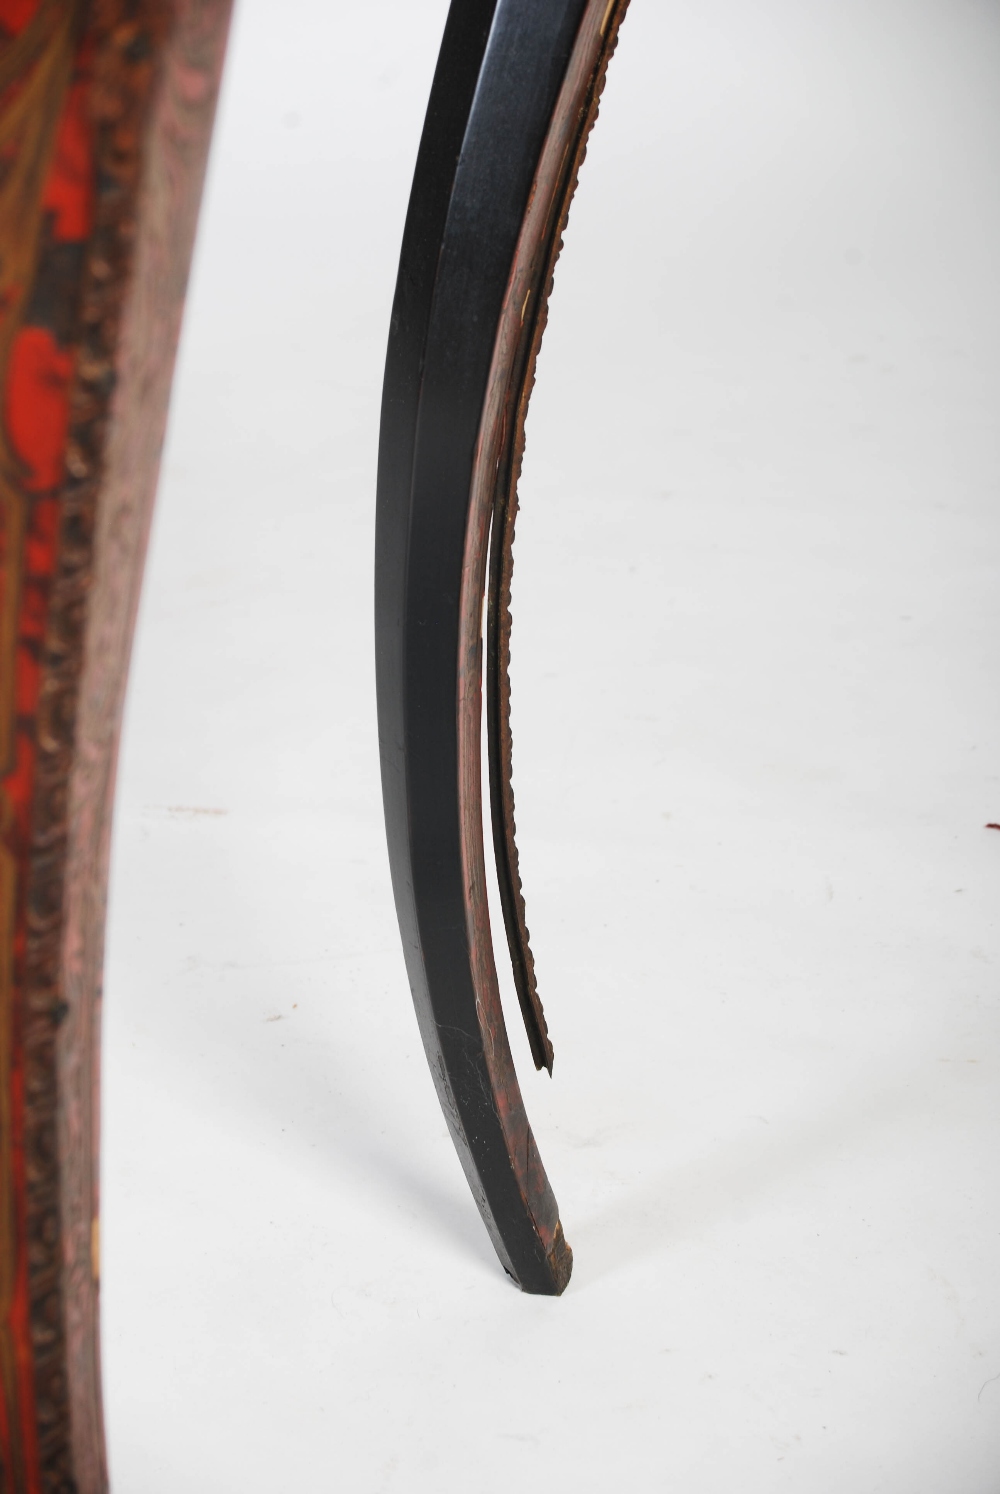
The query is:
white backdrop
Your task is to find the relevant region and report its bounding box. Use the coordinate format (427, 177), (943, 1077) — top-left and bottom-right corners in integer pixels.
(101, 2), (1000, 1489)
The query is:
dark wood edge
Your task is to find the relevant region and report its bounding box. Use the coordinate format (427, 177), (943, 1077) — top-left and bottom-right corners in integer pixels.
(376, 0), (629, 1294)
(485, 0), (631, 1075)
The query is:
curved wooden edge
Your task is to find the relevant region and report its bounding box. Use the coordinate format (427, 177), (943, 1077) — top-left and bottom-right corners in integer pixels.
(0, 4), (232, 1489)
(376, 0), (628, 1295)
(485, 0), (631, 1076)
(458, 0), (632, 1244)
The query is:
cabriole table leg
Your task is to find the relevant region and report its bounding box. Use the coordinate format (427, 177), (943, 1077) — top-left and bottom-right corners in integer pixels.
(375, 0), (629, 1295)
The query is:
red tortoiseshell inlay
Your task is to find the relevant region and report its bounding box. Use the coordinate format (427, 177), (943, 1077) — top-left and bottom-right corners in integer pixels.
(0, 2), (93, 1485)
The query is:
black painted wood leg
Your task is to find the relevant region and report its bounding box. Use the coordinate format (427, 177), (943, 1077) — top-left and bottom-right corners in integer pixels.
(375, 0), (629, 1294)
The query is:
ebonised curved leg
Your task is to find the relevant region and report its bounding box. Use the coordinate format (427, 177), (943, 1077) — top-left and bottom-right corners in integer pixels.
(375, 0), (629, 1295)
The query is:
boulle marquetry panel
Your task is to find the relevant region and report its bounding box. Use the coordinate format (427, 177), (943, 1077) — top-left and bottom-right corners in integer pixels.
(0, 4), (231, 1488)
